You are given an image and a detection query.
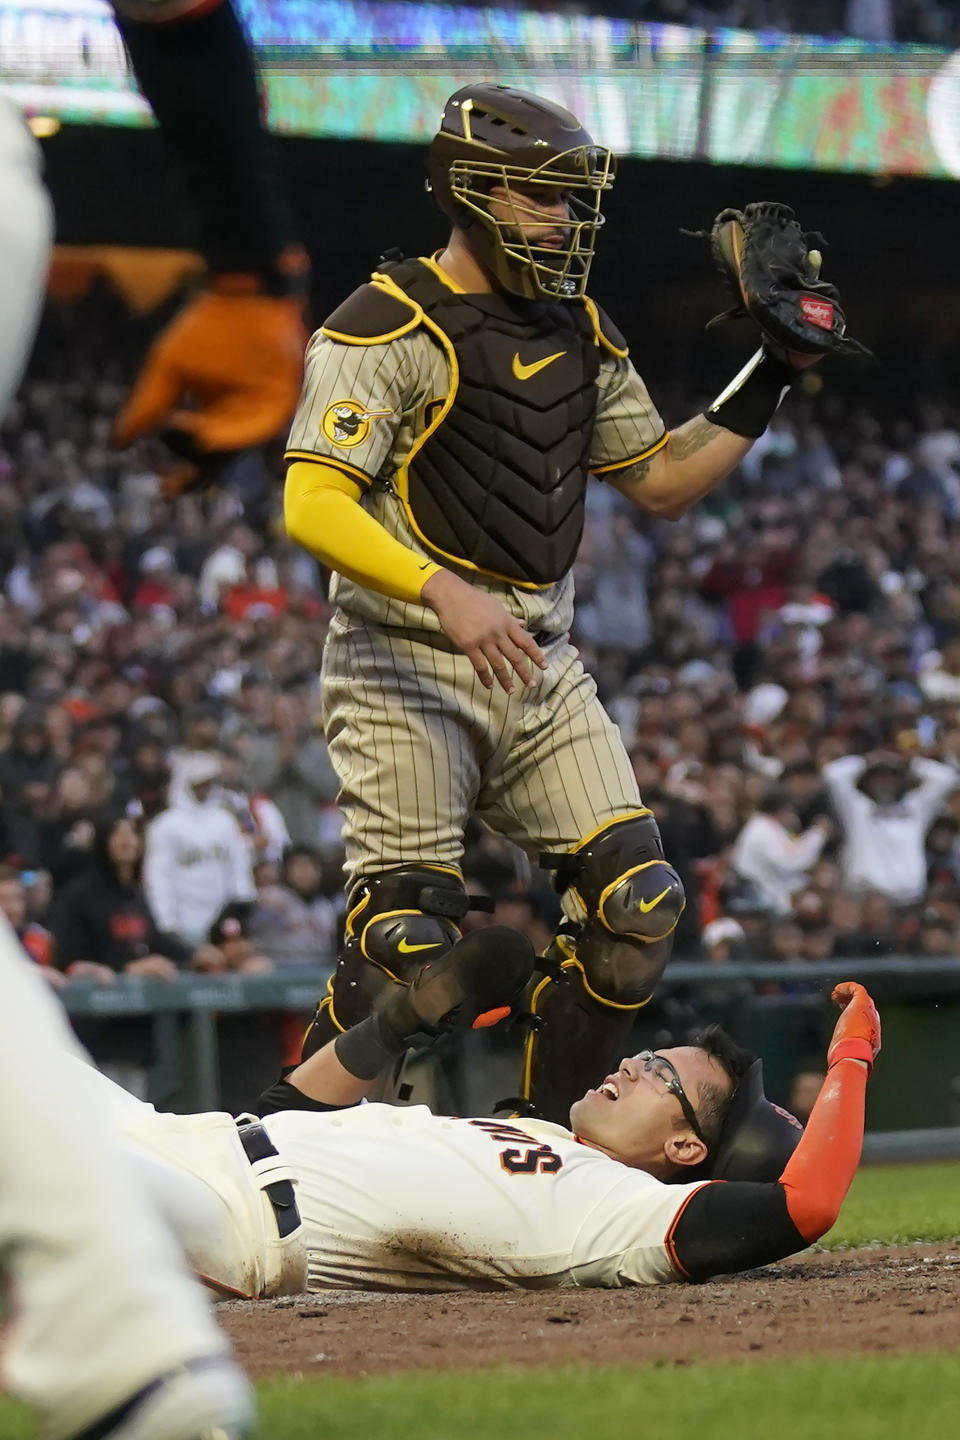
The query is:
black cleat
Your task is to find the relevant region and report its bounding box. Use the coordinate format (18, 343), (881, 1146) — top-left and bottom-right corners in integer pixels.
(408, 926), (536, 1033)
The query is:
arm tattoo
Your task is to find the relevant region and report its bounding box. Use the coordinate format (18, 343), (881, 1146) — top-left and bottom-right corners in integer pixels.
(615, 417), (720, 489)
(667, 415), (722, 462)
(623, 454), (655, 485)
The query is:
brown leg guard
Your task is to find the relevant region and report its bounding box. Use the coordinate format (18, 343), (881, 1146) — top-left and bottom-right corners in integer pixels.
(521, 937), (647, 1125)
(524, 813), (687, 1123)
(299, 988), (341, 1062)
(299, 865), (472, 1062)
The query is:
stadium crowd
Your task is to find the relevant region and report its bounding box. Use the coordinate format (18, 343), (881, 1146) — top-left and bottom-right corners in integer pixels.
(3, 288), (960, 1029)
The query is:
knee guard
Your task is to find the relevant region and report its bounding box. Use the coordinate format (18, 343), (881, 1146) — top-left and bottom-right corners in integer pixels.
(543, 809), (685, 1009)
(517, 812), (685, 1122)
(300, 865), (481, 1058)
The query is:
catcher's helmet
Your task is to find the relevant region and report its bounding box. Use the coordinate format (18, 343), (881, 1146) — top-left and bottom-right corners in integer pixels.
(706, 1058), (803, 1183)
(426, 82), (614, 302)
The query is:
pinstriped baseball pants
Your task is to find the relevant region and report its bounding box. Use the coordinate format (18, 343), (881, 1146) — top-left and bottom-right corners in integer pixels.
(322, 613), (643, 884)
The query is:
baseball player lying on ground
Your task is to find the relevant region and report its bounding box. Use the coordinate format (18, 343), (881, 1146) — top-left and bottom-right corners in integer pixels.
(60, 928), (881, 1295)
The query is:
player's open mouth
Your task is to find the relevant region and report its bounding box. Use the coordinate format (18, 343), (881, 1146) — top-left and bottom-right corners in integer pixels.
(597, 1078), (619, 1101)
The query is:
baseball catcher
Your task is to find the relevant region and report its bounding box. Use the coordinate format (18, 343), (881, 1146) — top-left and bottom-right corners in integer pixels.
(279, 81), (865, 1125)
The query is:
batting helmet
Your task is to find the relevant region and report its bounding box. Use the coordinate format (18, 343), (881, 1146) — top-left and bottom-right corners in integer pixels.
(426, 82), (614, 302)
(706, 1058), (804, 1183)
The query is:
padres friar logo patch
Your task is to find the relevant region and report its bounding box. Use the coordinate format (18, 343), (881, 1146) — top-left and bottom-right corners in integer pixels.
(321, 399), (392, 448)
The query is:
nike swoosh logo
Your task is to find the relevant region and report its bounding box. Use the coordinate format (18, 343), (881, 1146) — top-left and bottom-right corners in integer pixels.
(396, 938), (443, 954)
(512, 350), (566, 381)
(638, 887), (672, 914)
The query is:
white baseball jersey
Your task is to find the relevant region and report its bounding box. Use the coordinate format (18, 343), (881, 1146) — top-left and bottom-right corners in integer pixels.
(72, 1054), (706, 1295)
(262, 1104), (706, 1292)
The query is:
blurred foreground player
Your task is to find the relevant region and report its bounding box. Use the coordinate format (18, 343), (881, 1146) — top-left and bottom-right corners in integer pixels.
(282, 83), (861, 1122)
(0, 1), (308, 1435)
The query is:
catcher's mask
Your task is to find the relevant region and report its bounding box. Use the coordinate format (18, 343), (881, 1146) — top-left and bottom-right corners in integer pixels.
(426, 82), (615, 302)
(705, 1058), (803, 1183)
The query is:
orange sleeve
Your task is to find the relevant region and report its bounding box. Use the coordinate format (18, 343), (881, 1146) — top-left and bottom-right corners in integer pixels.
(779, 1059), (868, 1243)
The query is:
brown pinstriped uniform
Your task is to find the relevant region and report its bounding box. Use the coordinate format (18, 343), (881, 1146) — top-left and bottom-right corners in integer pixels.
(286, 259), (666, 884)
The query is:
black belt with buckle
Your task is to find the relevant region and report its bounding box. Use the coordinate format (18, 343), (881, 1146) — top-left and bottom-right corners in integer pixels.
(237, 1121), (301, 1239)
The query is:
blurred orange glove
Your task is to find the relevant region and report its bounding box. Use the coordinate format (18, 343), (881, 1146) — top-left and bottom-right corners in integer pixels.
(827, 981), (881, 1072)
(113, 281), (307, 495)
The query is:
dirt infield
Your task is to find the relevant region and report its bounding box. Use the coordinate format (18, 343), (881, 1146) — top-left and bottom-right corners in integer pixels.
(221, 1244), (960, 1378)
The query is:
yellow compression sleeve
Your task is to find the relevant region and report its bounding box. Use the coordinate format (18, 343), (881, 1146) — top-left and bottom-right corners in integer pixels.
(284, 460), (442, 605)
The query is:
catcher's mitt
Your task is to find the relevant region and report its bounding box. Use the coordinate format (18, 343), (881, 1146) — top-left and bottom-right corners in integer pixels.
(692, 201), (870, 359)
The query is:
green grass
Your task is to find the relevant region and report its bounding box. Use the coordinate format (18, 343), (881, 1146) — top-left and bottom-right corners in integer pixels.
(820, 1160), (960, 1248)
(3, 1355), (960, 1439)
(1, 1162), (956, 1436)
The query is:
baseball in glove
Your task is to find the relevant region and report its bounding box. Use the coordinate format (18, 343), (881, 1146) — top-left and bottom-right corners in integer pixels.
(692, 201), (871, 360)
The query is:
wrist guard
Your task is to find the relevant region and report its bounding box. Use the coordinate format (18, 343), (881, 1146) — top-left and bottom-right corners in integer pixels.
(705, 346), (795, 439)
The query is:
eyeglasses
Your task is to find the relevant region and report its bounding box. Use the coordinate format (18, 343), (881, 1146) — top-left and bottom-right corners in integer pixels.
(636, 1050), (706, 1144)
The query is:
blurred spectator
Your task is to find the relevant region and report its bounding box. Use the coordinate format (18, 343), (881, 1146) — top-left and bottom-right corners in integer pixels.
(709, 877), (778, 960)
(248, 844), (340, 969)
(919, 636), (960, 704)
(35, 766), (97, 885)
(787, 1067), (825, 1124)
(0, 704), (60, 808)
(131, 546), (177, 615)
(50, 814), (185, 982)
(730, 788), (832, 913)
(216, 743), (291, 866)
(192, 903), (274, 975)
(823, 751), (958, 905)
(0, 863), (60, 986)
(912, 905), (957, 958)
(116, 732), (171, 822)
(50, 811), (186, 1097)
(701, 914), (749, 964)
(835, 889), (899, 956)
(235, 693), (340, 848)
(143, 751), (255, 949)
(767, 916), (805, 962)
(926, 814), (960, 890)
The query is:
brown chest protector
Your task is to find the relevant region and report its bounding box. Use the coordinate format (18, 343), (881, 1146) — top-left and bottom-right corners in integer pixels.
(381, 258), (604, 588)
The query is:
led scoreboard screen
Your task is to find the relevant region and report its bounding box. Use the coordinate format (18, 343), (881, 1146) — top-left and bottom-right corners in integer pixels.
(1, 0), (959, 177)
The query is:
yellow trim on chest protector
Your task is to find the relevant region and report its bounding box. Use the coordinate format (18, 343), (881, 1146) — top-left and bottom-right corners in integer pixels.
(369, 264), (594, 593)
